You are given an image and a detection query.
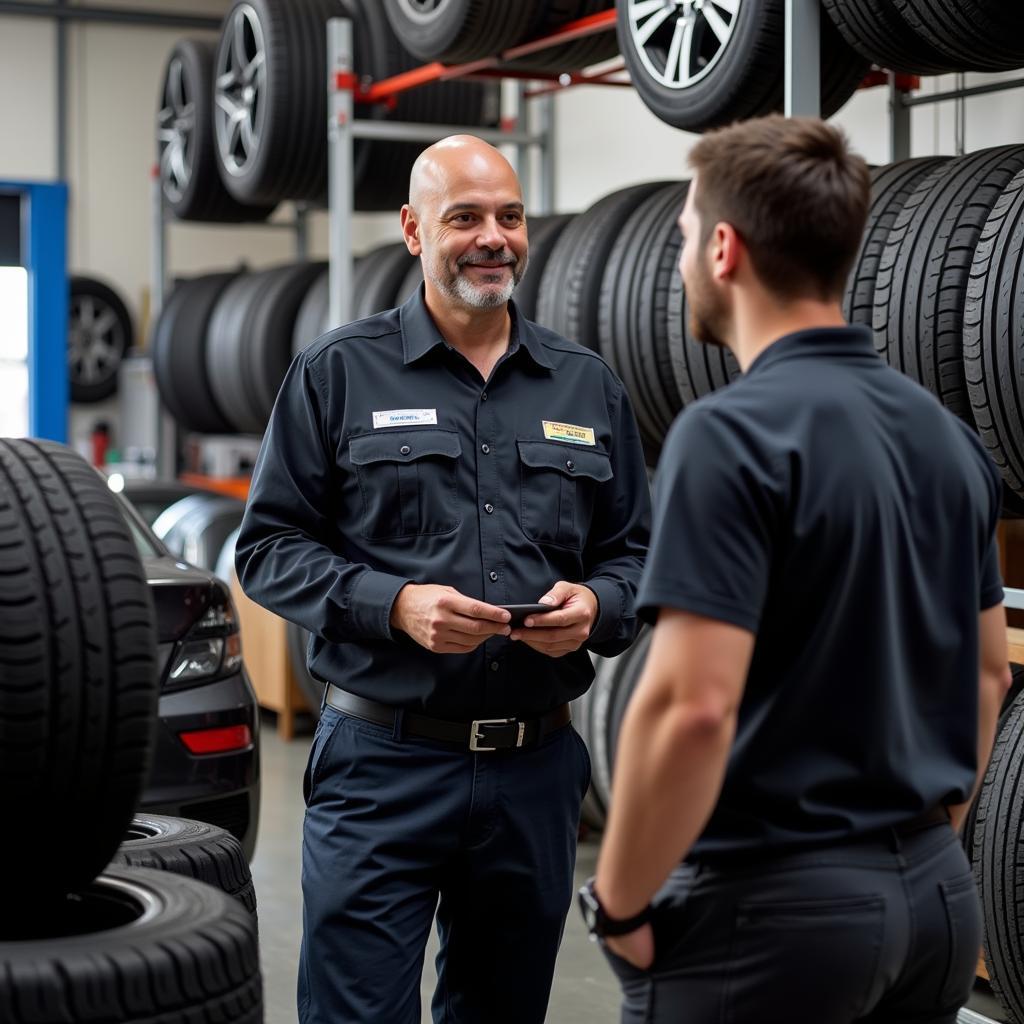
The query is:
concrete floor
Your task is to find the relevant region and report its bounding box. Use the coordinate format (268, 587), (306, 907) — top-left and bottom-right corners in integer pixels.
(250, 712), (1006, 1024)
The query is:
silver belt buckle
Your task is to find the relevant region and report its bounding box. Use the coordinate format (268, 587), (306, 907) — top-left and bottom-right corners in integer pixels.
(469, 717), (524, 751)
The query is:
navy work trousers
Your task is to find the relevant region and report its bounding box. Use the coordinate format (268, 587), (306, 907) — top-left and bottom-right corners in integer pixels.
(299, 704), (591, 1023)
(605, 820), (981, 1024)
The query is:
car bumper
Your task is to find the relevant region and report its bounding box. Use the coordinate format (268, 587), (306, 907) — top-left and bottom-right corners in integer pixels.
(139, 668), (261, 861)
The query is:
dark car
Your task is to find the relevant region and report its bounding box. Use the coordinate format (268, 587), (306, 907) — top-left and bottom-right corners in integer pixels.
(117, 492), (261, 861)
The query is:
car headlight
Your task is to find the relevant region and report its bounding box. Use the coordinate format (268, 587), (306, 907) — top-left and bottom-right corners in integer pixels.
(165, 589), (243, 690)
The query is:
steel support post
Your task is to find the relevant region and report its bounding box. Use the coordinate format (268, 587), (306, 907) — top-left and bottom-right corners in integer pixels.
(328, 18), (355, 328)
(294, 202), (310, 262)
(784, 0), (820, 117)
(888, 73), (912, 162)
(537, 93), (556, 215)
(151, 173), (176, 476)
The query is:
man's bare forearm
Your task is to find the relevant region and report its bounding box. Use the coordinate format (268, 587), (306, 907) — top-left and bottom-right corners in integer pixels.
(594, 682), (735, 919)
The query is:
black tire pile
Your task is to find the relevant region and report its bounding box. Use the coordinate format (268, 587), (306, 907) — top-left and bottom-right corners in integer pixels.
(382, 0), (619, 71)
(0, 439), (262, 1021)
(158, 0), (499, 221)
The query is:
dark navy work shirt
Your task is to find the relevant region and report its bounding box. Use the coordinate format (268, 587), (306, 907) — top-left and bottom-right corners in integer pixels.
(235, 290), (650, 719)
(637, 326), (1003, 857)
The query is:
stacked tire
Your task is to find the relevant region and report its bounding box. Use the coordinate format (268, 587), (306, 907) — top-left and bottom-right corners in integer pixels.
(0, 439), (263, 1021)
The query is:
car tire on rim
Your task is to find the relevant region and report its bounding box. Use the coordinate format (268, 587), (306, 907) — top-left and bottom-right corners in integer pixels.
(617, 0), (868, 133)
(109, 814), (257, 913)
(68, 275), (133, 404)
(0, 439), (157, 908)
(157, 39), (276, 223)
(0, 867), (262, 1022)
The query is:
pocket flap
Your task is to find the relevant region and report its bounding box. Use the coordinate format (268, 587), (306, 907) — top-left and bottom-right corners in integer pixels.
(349, 429), (462, 466)
(517, 440), (613, 482)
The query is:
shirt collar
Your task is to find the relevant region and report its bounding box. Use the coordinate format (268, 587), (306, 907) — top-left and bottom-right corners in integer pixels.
(745, 324), (877, 376)
(399, 285), (555, 371)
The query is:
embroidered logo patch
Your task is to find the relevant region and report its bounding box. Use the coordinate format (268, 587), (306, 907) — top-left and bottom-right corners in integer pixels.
(542, 420), (596, 445)
(372, 409), (437, 429)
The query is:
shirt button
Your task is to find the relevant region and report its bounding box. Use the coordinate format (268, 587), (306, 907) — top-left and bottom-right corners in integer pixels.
(484, 503), (494, 514)
(481, 392), (488, 401)
(490, 661), (500, 672)
(566, 459), (575, 471)
(400, 445), (411, 455)
(489, 571), (498, 582)
(481, 444), (490, 454)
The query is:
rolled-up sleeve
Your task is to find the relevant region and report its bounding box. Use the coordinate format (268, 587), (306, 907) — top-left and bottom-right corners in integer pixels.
(234, 352), (410, 643)
(583, 379), (651, 657)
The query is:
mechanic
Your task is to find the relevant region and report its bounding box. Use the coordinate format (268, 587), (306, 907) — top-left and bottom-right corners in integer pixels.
(581, 115), (1011, 1024)
(235, 134), (650, 1024)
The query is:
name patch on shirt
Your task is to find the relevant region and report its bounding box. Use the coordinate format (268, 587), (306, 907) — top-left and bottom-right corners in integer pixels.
(542, 420), (596, 446)
(372, 409), (437, 429)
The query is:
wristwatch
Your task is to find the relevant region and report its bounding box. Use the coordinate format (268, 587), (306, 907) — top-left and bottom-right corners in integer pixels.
(577, 877), (652, 939)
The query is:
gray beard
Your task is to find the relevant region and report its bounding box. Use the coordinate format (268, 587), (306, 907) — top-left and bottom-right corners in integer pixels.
(426, 250), (529, 311)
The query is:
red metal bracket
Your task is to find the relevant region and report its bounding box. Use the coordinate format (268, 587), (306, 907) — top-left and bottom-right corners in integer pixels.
(335, 8), (618, 105)
(858, 70), (921, 92)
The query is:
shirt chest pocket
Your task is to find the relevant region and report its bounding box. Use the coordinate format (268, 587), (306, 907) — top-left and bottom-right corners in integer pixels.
(517, 440), (613, 550)
(349, 429), (462, 540)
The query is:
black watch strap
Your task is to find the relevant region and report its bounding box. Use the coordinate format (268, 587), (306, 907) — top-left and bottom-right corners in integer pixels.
(578, 878), (653, 938)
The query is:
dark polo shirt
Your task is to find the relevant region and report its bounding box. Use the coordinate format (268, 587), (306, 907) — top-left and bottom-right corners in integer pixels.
(637, 325), (1003, 857)
(236, 289), (650, 719)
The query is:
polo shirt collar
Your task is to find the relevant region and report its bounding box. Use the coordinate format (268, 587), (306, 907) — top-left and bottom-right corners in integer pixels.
(399, 286), (555, 370)
(746, 324), (876, 376)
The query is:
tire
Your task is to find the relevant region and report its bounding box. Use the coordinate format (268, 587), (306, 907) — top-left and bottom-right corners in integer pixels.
(68, 275), (133, 404)
(599, 184), (687, 464)
(381, 0), (536, 64)
(617, 0), (868, 133)
(667, 264), (740, 408)
(0, 866), (262, 1022)
(214, 525), (242, 585)
(0, 439), (157, 906)
(821, 0), (960, 75)
(153, 272), (239, 435)
(152, 494), (247, 571)
(515, 213), (575, 322)
(351, 243), (418, 320)
(571, 677), (605, 830)
(872, 145), (1024, 423)
(509, 0), (619, 74)
(396, 259), (425, 308)
(110, 814), (257, 913)
(974, 689), (1024, 1021)
(215, 0), (497, 208)
(537, 181), (669, 351)
(293, 267), (331, 358)
(206, 262), (327, 434)
(893, 0), (1024, 73)
(606, 630), (650, 786)
(157, 39), (276, 223)
(842, 158), (951, 329)
(964, 165), (1024, 503)
(287, 620), (323, 721)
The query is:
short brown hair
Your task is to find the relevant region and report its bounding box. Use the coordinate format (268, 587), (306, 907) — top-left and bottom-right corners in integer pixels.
(688, 115), (870, 302)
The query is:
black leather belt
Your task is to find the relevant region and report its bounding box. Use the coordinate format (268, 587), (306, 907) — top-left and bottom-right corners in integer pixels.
(325, 684), (571, 752)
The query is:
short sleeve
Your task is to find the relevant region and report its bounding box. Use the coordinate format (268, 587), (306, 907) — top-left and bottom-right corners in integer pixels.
(636, 405), (779, 633)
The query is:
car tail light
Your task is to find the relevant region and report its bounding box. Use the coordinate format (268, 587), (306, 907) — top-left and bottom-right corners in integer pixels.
(179, 724), (253, 755)
(164, 588), (243, 691)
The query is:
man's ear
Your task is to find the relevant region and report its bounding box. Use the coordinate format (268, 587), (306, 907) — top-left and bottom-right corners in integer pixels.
(400, 205), (422, 256)
(712, 222), (741, 283)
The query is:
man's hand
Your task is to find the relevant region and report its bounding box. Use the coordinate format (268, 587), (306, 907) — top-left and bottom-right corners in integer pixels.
(509, 581), (597, 657)
(603, 923), (655, 971)
(390, 583), (511, 654)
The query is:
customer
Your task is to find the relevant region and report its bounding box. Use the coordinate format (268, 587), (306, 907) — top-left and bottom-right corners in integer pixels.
(235, 134), (650, 1023)
(582, 115), (1011, 1024)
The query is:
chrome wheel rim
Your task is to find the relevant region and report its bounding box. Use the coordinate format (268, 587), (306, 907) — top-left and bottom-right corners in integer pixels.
(157, 55), (194, 204)
(214, 3), (267, 178)
(68, 295), (125, 387)
(626, 0), (741, 90)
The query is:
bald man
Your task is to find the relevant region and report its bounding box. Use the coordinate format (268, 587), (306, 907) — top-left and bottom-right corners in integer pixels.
(236, 135), (650, 1023)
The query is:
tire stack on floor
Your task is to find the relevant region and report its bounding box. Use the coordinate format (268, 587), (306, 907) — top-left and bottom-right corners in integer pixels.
(0, 438), (262, 1022)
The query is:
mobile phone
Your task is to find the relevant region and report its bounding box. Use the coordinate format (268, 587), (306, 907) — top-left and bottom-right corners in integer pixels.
(499, 603), (555, 626)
